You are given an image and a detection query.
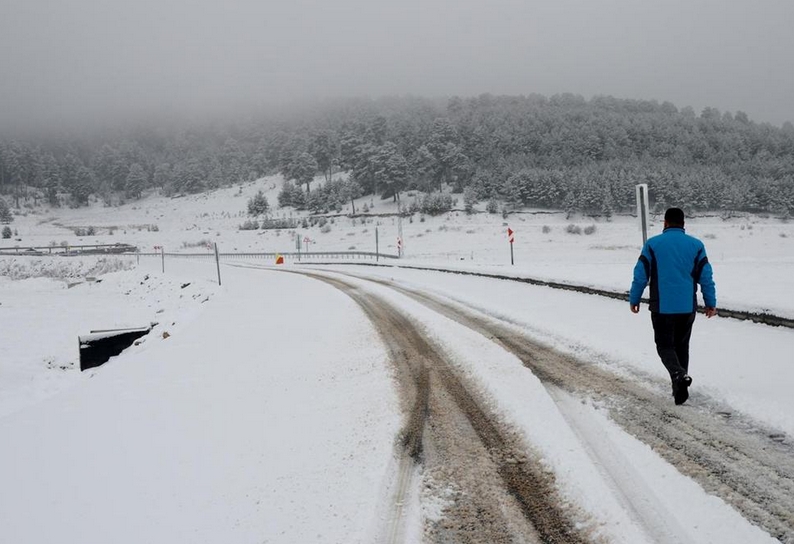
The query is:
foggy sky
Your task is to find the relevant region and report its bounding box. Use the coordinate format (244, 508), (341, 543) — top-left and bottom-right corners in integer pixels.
(2, 0), (793, 131)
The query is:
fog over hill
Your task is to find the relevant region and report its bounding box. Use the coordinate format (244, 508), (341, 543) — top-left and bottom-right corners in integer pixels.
(1, 0), (793, 129)
(1, 94), (794, 221)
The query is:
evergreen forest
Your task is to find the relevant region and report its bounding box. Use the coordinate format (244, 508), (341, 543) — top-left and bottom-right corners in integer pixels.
(2, 94), (793, 217)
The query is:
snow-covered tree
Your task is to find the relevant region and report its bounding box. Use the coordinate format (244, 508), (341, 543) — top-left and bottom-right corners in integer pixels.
(0, 197), (13, 224)
(290, 152), (318, 194)
(125, 163), (147, 199)
(247, 190), (270, 216)
(374, 142), (408, 203)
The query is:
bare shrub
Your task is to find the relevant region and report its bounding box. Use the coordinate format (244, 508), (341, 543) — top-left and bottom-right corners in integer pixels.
(239, 220), (259, 231)
(182, 239), (213, 248)
(0, 257), (133, 280)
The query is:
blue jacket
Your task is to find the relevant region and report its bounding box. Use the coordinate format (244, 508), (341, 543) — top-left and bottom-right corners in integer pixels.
(630, 227), (716, 314)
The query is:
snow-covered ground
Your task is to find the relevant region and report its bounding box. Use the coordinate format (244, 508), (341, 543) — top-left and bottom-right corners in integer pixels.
(1, 177), (792, 543)
(8, 175), (792, 315)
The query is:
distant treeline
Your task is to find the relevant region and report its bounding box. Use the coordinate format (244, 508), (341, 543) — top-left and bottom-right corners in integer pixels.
(1, 94), (793, 216)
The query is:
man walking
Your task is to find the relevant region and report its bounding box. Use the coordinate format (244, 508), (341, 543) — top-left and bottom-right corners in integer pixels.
(630, 207), (717, 405)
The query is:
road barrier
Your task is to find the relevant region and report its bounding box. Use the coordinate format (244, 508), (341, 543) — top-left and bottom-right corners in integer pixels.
(0, 243), (138, 255)
(303, 261), (794, 330)
(136, 250), (400, 260)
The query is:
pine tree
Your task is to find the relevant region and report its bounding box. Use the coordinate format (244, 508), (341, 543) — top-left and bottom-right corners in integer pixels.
(291, 152), (318, 193)
(153, 163), (172, 188)
(374, 142), (408, 203)
(278, 181), (296, 208)
(42, 153), (62, 206)
(70, 166), (94, 206)
(125, 163), (147, 199)
(247, 190), (270, 216)
(0, 197), (13, 224)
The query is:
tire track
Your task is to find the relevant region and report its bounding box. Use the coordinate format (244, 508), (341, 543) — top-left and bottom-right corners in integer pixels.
(301, 272), (589, 544)
(348, 272), (794, 543)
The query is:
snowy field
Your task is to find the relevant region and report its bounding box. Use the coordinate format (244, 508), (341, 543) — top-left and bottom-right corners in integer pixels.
(7, 175), (793, 316)
(1, 177), (793, 543)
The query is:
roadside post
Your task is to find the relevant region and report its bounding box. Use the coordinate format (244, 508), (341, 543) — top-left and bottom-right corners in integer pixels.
(397, 211), (404, 256)
(214, 242), (222, 286)
(635, 183), (650, 244)
(154, 245), (164, 273)
(507, 227), (515, 265)
(296, 232), (301, 261)
(376, 227), (379, 262)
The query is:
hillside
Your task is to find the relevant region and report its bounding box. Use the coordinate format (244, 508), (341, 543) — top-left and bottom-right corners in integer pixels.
(2, 94), (794, 220)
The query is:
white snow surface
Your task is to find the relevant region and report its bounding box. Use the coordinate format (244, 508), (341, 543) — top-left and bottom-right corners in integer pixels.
(0, 264), (399, 543)
(1, 179), (792, 543)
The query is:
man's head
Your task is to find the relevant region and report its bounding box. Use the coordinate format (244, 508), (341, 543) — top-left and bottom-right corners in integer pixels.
(664, 207), (685, 228)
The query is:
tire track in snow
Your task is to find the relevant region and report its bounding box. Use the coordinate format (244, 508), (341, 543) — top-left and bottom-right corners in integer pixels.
(301, 271), (589, 544)
(347, 273), (794, 543)
(547, 386), (694, 544)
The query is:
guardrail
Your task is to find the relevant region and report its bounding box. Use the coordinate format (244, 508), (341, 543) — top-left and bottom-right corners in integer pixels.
(301, 261), (794, 330)
(136, 251), (400, 260)
(0, 243), (138, 255)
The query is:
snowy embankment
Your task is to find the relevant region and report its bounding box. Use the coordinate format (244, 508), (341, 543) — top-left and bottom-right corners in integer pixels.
(0, 262), (399, 543)
(0, 257), (210, 417)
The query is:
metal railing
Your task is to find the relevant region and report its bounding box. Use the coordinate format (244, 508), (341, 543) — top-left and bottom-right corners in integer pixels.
(330, 261), (794, 330)
(0, 243), (138, 255)
(136, 250), (399, 260)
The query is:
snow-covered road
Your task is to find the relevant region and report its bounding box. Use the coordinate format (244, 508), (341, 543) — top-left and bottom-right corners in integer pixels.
(1, 260), (792, 543)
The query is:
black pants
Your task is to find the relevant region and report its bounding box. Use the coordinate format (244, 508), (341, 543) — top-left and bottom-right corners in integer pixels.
(651, 312), (696, 380)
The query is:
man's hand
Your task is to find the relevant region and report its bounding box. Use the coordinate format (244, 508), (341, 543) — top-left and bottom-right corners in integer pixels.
(705, 307), (717, 318)
(630, 304), (640, 314)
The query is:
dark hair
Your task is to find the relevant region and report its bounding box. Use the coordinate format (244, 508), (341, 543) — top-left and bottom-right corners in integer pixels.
(664, 207), (685, 226)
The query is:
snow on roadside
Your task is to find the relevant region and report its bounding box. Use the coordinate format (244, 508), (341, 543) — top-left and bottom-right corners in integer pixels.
(322, 269), (777, 543)
(0, 257), (219, 418)
(0, 256), (135, 280)
(0, 264), (400, 544)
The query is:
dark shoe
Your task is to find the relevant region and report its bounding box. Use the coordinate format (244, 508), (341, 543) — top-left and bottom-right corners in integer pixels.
(673, 374), (692, 405)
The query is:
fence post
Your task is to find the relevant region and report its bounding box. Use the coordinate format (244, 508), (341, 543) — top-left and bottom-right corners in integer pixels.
(214, 243), (222, 286)
(635, 183), (650, 245)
